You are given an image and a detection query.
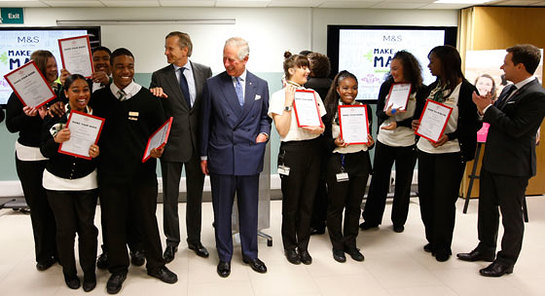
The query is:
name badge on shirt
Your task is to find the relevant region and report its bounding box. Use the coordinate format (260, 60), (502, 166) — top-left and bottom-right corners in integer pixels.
(336, 172), (349, 182)
(128, 111), (139, 121)
(255, 94), (262, 101)
(278, 165), (290, 176)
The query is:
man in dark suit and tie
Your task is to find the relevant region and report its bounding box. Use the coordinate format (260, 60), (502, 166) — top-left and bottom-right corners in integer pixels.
(458, 44), (545, 277)
(200, 37), (271, 277)
(150, 31), (212, 262)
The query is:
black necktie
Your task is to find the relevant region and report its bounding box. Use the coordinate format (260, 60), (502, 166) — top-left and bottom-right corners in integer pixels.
(179, 67), (191, 108)
(496, 84), (517, 109)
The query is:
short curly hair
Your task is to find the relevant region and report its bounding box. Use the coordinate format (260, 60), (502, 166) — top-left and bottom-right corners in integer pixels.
(307, 52), (331, 78)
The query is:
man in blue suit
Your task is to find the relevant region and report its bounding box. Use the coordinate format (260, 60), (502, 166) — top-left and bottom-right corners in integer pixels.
(200, 37), (271, 277)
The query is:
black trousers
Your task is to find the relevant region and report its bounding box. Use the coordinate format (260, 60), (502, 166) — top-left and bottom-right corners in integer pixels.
(279, 138), (321, 251)
(100, 182), (165, 274)
(417, 150), (465, 255)
(326, 151), (370, 251)
(99, 203), (144, 255)
(477, 168), (529, 266)
(15, 157), (57, 264)
(47, 189), (98, 276)
(363, 141), (416, 227)
(161, 153), (205, 247)
(310, 144), (328, 231)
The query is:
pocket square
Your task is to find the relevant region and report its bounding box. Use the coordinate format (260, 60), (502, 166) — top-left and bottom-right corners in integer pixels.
(255, 95), (262, 101)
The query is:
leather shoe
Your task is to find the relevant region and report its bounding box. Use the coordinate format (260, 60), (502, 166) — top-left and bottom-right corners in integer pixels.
(106, 272), (127, 294)
(188, 243), (209, 258)
(163, 245), (177, 263)
(130, 250), (146, 266)
(83, 273), (97, 292)
(64, 274), (80, 289)
(332, 249), (346, 263)
(36, 257), (56, 271)
(479, 261), (513, 277)
(310, 227), (325, 235)
(97, 252), (109, 270)
(346, 248), (365, 262)
(359, 222), (378, 231)
(423, 243), (433, 253)
(299, 250), (312, 265)
(393, 225), (405, 233)
(457, 248), (495, 262)
(217, 261), (231, 278)
(285, 249), (301, 265)
(435, 252), (450, 262)
(243, 257), (267, 273)
(148, 266), (178, 284)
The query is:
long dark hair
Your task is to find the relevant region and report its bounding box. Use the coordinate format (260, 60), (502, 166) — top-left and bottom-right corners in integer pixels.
(429, 45), (464, 91)
(391, 50), (423, 93)
(323, 70), (358, 124)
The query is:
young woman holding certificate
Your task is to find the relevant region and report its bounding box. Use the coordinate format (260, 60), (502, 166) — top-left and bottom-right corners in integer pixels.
(40, 74), (100, 291)
(268, 52), (325, 265)
(5, 50), (62, 272)
(360, 51), (424, 233)
(412, 45), (481, 262)
(322, 71), (373, 263)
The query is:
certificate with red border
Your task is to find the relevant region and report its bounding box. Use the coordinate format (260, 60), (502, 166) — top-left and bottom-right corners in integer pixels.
(415, 99), (453, 143)
(142, 117), (174, 163)
(338, 105), (370, 145)
(293, 89), (323, 128)
(58, 110), (105, 160)
(384, 83), (411, 111)
(3, 60), (57, 108)
(58, 35), (94, 78)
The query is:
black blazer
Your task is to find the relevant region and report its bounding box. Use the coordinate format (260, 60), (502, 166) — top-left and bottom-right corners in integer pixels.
(150, 61), (212, 163)
(483, 78), (545, 177)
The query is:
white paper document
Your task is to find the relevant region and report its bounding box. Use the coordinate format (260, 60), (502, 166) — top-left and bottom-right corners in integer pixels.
(59, 111), (105, 159)
(338, 105), (369, 144)
(293, 90), (322, 127)
(416, 99), (453, 143)
(59, 35), (94, 78)
(143, 117), (173, 162)
(3, 61), (56, 108)
(384, 83), (411, 111)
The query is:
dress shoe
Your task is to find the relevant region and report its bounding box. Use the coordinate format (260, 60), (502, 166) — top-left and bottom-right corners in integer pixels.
(83, 273), (97, 292)
(393, 225), (405, 233)
(423, 243), (433, 253)
(163, 245), (177, 263)
(96, 252), (109, 270)
(457, 248), (495, 262)
(299, 250), (312, 265)
(148, 266), (178, 284)
(332, 249), (346, 263)
(64, 274), (81, 289)
(479, 261), (513, 277)
(188, 243), (209, 258)
(243, 257), (267, 273)
(309, 227), (325, 235)
(36, 257), (56, 271)
(285, 249), (301, 265)
(359, 222), (378, 231)
(106, 272), (127, 294)
(346, 248), (365, 262)
(217, 261), (231, 278)
(130, 250), (146, 266)
(435, 252), (450, 262)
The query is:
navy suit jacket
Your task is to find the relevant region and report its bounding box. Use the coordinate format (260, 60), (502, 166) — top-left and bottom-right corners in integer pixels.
(200, 71), (271, 176)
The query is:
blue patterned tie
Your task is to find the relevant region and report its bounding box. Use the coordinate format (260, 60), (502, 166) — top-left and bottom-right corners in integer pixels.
(179, 67), (191, 107)
(235, 77), (244, 106)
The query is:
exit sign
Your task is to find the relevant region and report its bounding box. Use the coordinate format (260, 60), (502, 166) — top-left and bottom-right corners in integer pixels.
(1, 8), (24, 24)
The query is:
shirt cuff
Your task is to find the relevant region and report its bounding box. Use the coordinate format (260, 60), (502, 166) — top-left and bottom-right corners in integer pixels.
(482, 104), (493, 115)
(200, 156), (207, 161)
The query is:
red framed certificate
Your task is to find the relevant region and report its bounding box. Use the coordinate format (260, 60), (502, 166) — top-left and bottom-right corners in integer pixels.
(3, 60), (57, 108)
(415, 99), (453, 143)
(384, 83), (411, 111)
(338, 104), (370, 145)
(293, 89), (323, 128)
(58, 35), (94, 78)
(142, 117), (174, 163)
(58, 110), (105, 160)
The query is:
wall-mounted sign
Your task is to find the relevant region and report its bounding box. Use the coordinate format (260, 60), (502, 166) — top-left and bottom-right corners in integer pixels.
(1, 8), (24, 24)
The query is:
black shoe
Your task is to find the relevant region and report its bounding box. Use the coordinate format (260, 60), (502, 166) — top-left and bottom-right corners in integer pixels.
(97, 252), (109, 270)
(163, 245), (177, 263)
(359, 222), (378, 231)
(479, 261), (513, 277)
(106, 272), (127, 294)
(332, 249), (346, 263)
(188, 242), (209, 258)
(148, 266), (178, 284)
(36, 257), (56, 271)
(309, 227), (325, 235)
(83, 273), (97, 292)
(393, 225), (405, 233)
(285, 249), (301, 265)
(457, 248), (495, 262)
(299, 250), (312, 265)
(423, 243), (433, 253)
(435, 252), (450, 262)
(217, 261), (231, 278)
(130, 250), (145, 266)
(346, 248), (365, 262)
(243, 257), (267, 273)
(64, 274), (80, 289)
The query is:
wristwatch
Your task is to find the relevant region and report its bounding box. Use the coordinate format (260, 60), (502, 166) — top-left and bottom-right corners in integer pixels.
(284, 105), (292, 112)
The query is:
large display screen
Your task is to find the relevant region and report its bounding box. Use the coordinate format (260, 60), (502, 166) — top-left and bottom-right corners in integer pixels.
(0, 27), (100, 105)
(328, 25), (457, 101)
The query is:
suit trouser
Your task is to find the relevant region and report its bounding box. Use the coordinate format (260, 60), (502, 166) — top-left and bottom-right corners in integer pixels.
(417, 150), (465, 255)
(279, 138), (321, 252)
(100, 182), (165, 274)
(15, 157), (57, 264)
(326, 151), (370, 251)
(99, 201), (144, 256)
(46, 189), (98, 277)
(363, 141), (416, 227)
(477, 168), (529, 266)
(210, 174), (259, 262)
(161, 154), (205, 247)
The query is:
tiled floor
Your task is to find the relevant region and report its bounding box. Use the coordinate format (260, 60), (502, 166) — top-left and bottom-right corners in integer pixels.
(1, 196), (545, 295)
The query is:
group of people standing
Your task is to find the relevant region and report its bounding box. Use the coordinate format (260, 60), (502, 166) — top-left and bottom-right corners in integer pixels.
(3, 30), (544, 295)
